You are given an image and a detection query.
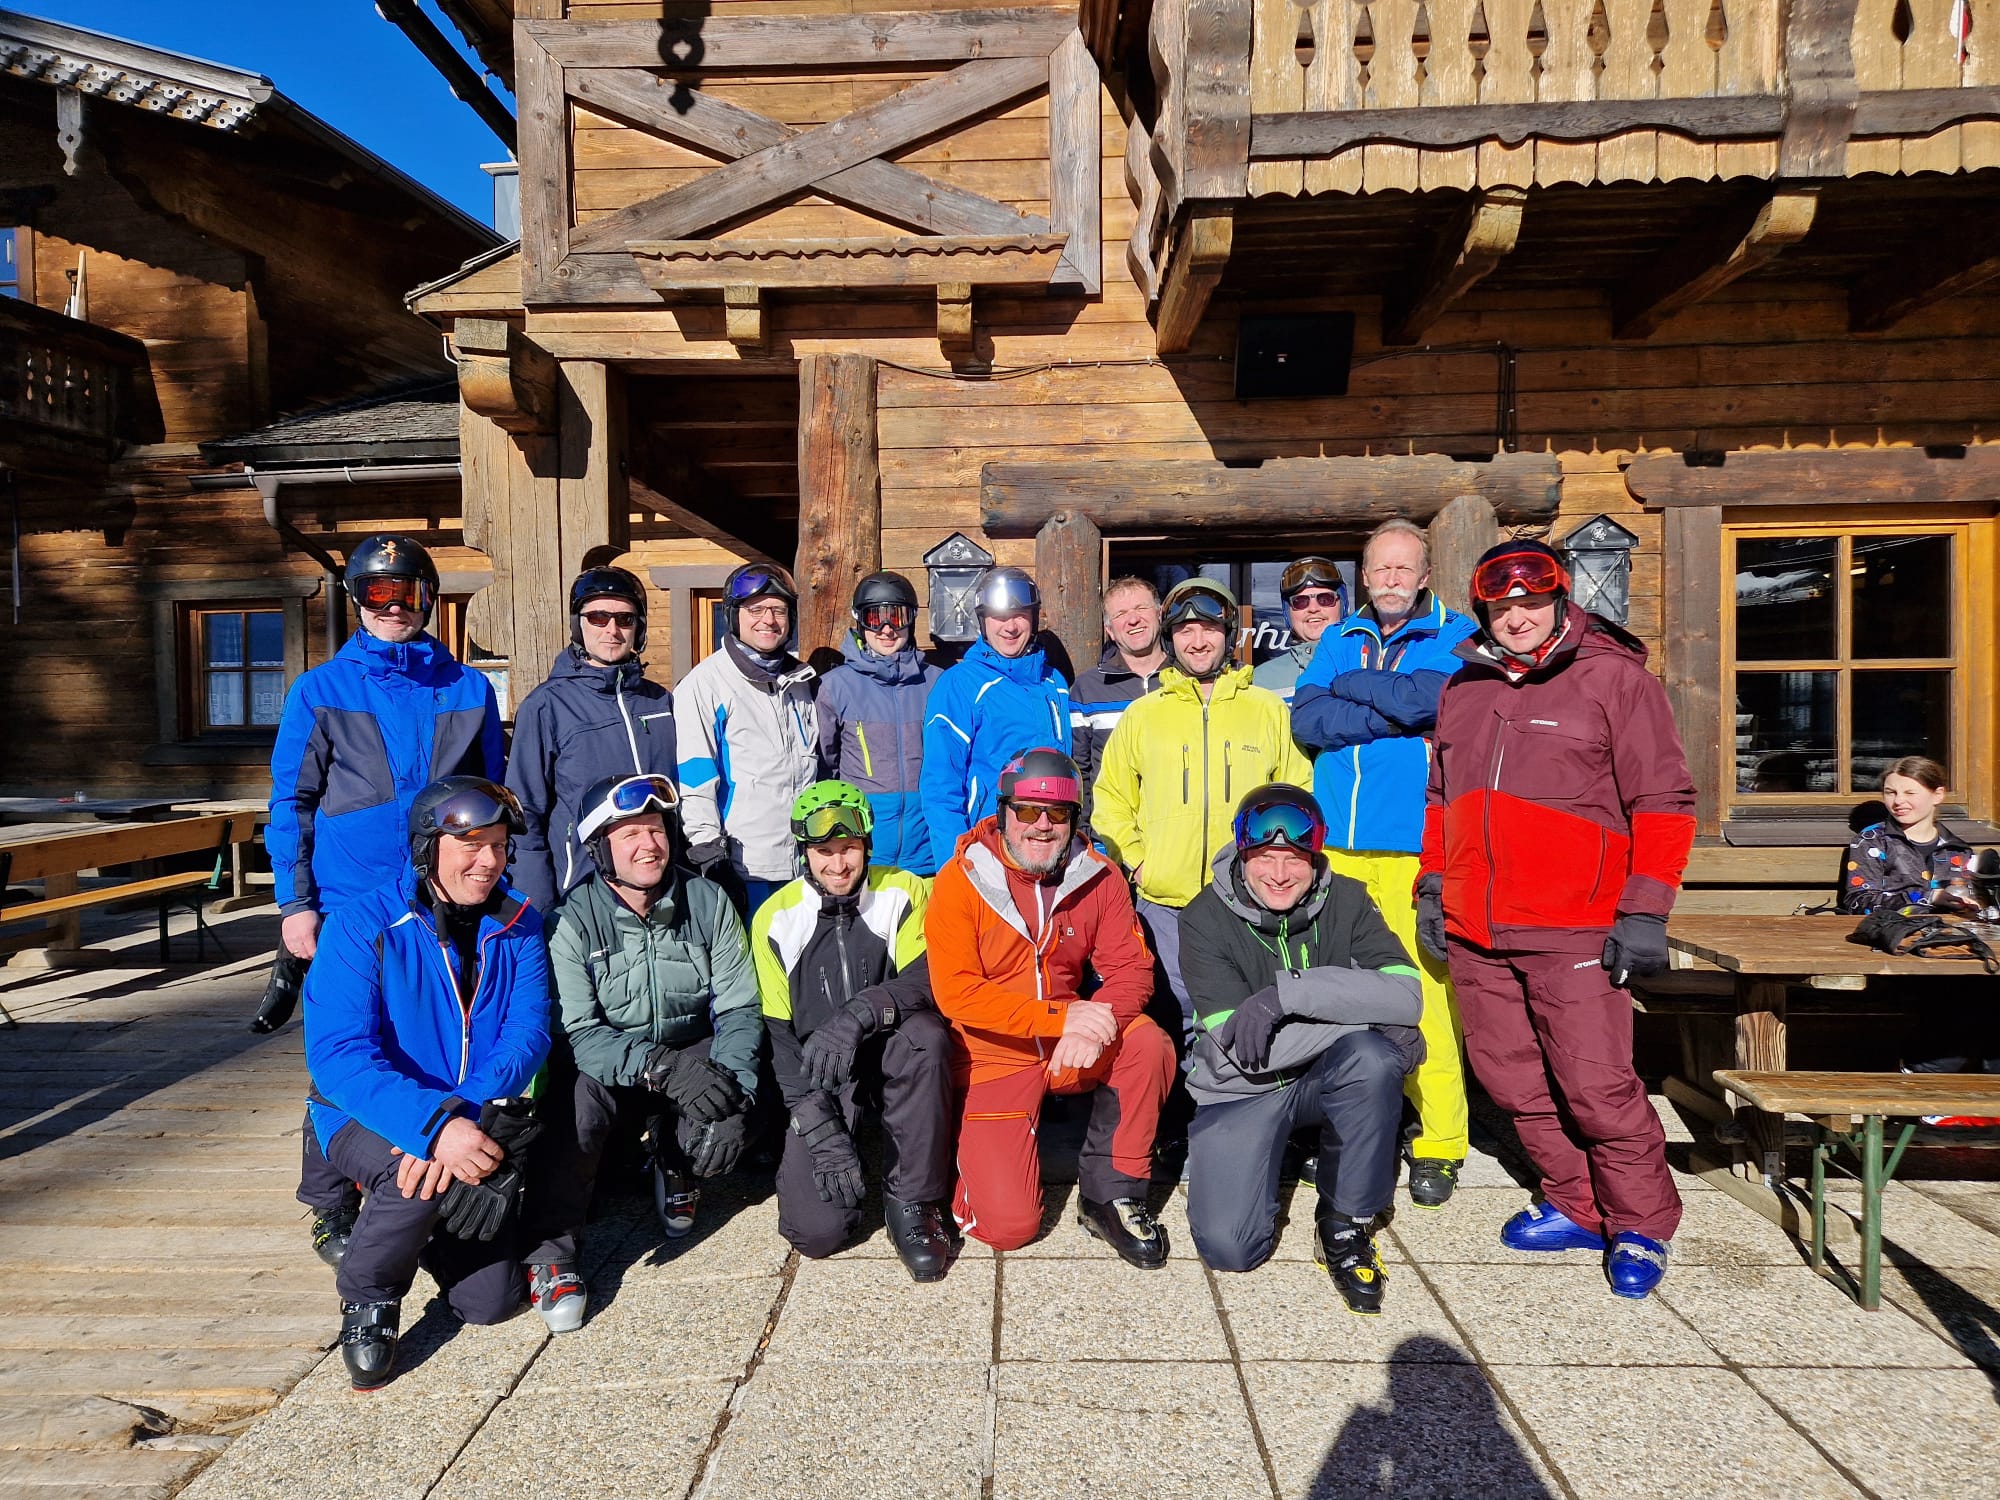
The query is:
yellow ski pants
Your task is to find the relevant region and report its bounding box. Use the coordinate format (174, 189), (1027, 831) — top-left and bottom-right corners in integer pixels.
(1323, 848), (1469, 1161)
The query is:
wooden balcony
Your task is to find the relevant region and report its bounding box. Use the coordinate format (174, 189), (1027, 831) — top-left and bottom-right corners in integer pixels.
(1130, 0), (2000, 349)
(0, 295), (149, 479)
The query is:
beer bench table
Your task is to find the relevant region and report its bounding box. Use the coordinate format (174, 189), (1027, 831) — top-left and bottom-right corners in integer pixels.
(0, 812), (261, 971)
(1713, 1070), (2000, 1310)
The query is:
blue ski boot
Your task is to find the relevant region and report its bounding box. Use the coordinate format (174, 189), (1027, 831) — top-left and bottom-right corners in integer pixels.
(1605, 1231), (1670, 1298)
(1499, 1200), (1606, 1253)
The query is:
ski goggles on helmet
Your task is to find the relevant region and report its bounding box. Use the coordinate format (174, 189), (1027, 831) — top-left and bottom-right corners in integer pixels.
(1164, 587), (1232, 627)
(350, 576), (432, 613)
(428, 782), (525, 840)
(795, 802), (872, 844)
(857, 603), (913, 633)
(725, 565), (795, 604)
(1233, 792), (1325, 855)
(977, 571), (1039, 615)
(1471, 549), (1570, 604)
(1278, 558), (1343, 603)
(577, 774), (679, 842)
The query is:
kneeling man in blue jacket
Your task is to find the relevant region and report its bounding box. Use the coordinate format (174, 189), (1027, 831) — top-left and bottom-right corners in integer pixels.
(304, 777), (551, 1391)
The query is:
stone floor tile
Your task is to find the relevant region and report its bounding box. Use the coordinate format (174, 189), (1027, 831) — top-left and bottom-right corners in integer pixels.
(177, 1391), (499, 1500)
(1874, 1184), (2000, 1270)
(603, 1192), (794, 1286)
(1244, 1358), (1559, 1499)
(1427, 1265), (1725, 1367)
(1384, 1188), (1603, 1268)
(1213, 1258), (1471, 1364)
(1650, 1089), (1698, 1145)
(1747, 1367), (2000, 1500)
(999, 1180), (1200, 1261)
(1447, 1143), (1537, 1191)
(1659, 1263), (1971, 1368)
(763, 1256), (995, 1364)
(284, 1290), (548, 1404)
(431, 1380), (734, 1499)
(1661, 1188), (1822, 1267)
(991, 1361), (1267, 1500)
(513, 1273), (781, 1393)
(699, 1361), (989, 1500)
(998, 1257), (1230, 1362)
(1878, 1263), (2000, 1368)
(1489, 1366), (1862, 1500)
(1910, 1180), (2000, 1239)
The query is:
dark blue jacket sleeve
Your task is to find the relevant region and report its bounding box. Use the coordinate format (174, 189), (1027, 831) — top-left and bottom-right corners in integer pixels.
(1326, 668), (1452, 732)
(267, 686), (330, 917)
(503, 695), (559, 913)
(1290, 684), (1398, 754)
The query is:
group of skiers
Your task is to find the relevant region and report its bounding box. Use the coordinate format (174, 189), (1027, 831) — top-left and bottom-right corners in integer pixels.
(262, 518), (1709, 1391)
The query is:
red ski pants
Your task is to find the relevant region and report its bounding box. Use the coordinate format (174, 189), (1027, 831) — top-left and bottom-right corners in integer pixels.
(952, 1016), (1174, 1250)
(1447, 940), (1682, 1242)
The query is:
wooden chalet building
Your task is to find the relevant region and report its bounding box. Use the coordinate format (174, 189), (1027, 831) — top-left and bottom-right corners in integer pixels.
(0, 10), (499, 796)
(404, 0), (2000, 878)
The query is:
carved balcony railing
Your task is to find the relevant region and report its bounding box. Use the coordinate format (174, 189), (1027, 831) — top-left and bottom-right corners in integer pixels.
(0, 295), (148, 471)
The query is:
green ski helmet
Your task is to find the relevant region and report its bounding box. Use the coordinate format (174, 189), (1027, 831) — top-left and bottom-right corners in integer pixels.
(791, 779), (874, 847)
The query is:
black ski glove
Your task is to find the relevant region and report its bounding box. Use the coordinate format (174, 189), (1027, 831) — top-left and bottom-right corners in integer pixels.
(436, 1098), (542, 1242)
(641, 1045), (745, 1124)
(1415, 872), (1448, 963)
(1213, 987), (1287, 1073)
(687, 841), (748, 915)
(678, 1109), (750, 1180)
(1601, 912), (1670, 988)
(249, 949), (309, 1034)
(791, 1093), (865, 1209)
(801, 993), (892, 1093)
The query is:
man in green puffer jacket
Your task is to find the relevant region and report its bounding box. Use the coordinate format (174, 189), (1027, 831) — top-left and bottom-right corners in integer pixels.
(521, 774), (763, 1314)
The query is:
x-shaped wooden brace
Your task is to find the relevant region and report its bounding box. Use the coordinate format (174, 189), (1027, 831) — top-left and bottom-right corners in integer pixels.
(566, 57), (1053, 252)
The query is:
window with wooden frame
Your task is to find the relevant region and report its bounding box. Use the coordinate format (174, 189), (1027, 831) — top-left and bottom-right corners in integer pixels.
(1726, 520), (1985, 813)
(437, 595), (511, 719)
(0, 227), (19, 298)
(180, 603), (286, 736)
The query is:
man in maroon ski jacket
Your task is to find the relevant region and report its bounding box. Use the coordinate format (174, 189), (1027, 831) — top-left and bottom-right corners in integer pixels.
(1416, 541), (1695, 1299)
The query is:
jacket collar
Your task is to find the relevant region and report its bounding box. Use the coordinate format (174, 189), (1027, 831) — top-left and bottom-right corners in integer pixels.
(1209, 847), (1333, 932)
(1340, 590), (1446, 646)
(1094, 641), (1163, 685)
(841, 632), (930, 685)
(723, 633), (813, 691)
(966, 636), (1049, 684)
(551, 644), (646, 692)
(1158, 662), (1254, 701)
(577, 864), (689, 929)
(343, 627), (448, 679)
(955, 818), (1106, 940)
(400, 867), (531, 938)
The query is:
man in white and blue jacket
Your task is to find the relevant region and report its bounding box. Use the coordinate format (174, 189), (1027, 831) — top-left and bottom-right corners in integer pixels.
(304, 778), (550, 1389)
(921, 566), (1072, 852)
(262, 534), (503, 1266)
(1290, 519), (1478, 1210)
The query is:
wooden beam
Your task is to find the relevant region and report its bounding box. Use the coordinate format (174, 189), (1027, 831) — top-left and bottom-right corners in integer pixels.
(455, 317), (558, 434)
(1048, 30), (1102, 293)
(1662, 504), (1725, 838)
(513, 27), (568, 301)
(1180, 0), (1252, 201)
(795, 355), (882, 657)
(1250, 97), (1788, 159)
(1384, 187), (1527, 347)
(1612, 190), (1818, 341)
(1035, 509), (1104, 682)
(1425, 495), (1501, 620)
(567, 56), (1050, 250)
(1780, 0), (1860, 178)
(981, 453), (1563, 537)
(1627, 447), (2000, 508)
(566, 70), (1046, 242)
(521, 9), (1078, 68)
(1849, 224), (2000, 332)
(1154, 208), (1231, 355)
(557, 361), (628, 574)
(632, 234), (1067, 290)
(723, 286), (764, 350)
(937, 282), (975, 361)
(631, 454), (784, 564)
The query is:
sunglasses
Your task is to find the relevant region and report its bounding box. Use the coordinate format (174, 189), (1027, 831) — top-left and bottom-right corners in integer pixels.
(352, 577), (430, 612)
(1471, 551), (1570, 604)
(726, 566), (795, 604)
(1007, 802), (1075, 827)
(797, 805), (871, 843)
(580, 609), (638, 629)
(859, 604), (913, 632)
(1279, 558), (1341, 599)
(1234, 798), (1325, 854)
(1287, 590), (1342, 611)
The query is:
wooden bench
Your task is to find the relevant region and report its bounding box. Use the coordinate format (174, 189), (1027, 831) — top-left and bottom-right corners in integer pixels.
(0, 813), (261, 971)
(1713, 1069), (2000, 1310)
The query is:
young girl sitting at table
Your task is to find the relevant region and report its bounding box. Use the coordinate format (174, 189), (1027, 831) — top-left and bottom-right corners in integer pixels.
(1838, 756), (1976, 915)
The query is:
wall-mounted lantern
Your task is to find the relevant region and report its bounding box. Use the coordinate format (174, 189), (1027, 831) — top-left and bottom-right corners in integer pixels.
(922, 531), (994, 643)
(1560, 514), (1639, 625)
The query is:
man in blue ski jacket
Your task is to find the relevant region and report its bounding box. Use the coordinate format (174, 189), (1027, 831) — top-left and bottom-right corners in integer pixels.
(506, 567), (677, 911)
(1291, 518), (1478, 1210)
(920, 566), (1072, 853)
(260, 533), (503, 1266)
(305, 777), (551, 1389)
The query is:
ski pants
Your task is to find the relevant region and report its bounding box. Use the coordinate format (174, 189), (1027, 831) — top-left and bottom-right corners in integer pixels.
(1187, 1029), (1412, 1272)
(1323, 849), (1469, 1162)
(952, 1015), (1175, 1251)
(777, 1010), (956, 1258)
(1448, 937), (1682, 1242)
(324, 1120), (525, 1324)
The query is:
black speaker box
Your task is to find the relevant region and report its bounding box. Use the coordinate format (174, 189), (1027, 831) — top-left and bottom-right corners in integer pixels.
(1233, 313), (1356, 400)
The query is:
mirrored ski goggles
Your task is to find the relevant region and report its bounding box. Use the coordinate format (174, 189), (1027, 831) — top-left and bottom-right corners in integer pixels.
(1165, 589), (1232, 626)
(796, 804), (872, 843)
(578, 775), (679, 841)
(725, 565), (795, 603)
(1471, 550), (1569, 604)
(1234, 797), (1325, 854)
(977, 572), (1038, 614)
(858, 604), (913, 632)
(350, 576), (432, 613)
(431, 783), (524, 839)
(1278, 559), (1342, 602)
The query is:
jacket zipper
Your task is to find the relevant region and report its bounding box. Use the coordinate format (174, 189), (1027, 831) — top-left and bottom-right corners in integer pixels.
(616, 674), (642, 772)
(856, 723), (874, 779)
(416, 910), (475, 1084)
(1199, 697), (1213, 874)
(1485, 714), (1507, 941)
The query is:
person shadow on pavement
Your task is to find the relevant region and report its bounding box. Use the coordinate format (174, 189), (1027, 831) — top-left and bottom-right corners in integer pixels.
(1309, 1337), (1555, 1499)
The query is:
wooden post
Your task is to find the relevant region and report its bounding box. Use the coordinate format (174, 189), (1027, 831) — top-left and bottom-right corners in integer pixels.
(1662, 504), (1725, 837)
(459, 402), (515, 681)
(557, 361), (628, 571)
(795, 354), (881, 657)
(1425, 495), (1500, 619)
(1735, 979), (1790, 1182)
(1035, 508), (1103, 684)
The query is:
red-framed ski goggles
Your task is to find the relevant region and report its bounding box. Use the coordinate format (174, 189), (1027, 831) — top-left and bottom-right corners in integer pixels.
(858, 603), (913, 633)
(351, 576), (433, 613)
(1470, 549), (1571, 604)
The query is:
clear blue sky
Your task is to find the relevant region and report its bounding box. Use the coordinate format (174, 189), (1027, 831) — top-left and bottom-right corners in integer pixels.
(18, 1), (511, 226)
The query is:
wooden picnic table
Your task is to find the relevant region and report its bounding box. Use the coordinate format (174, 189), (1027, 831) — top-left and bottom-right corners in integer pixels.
(0, 797), (181, 824)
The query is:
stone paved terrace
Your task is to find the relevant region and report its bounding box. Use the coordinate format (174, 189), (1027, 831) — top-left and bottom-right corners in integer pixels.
(2, 909), (1998, 1499)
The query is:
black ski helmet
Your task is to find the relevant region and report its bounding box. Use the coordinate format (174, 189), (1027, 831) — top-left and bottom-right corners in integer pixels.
(408, 776), (524, 879)
(1467, 539), (1572, 627)
(569, 566), (649, 656)
(722, 562), (798, 641)
(344, 534), (440, 626)
(851, 570), (919, 618)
